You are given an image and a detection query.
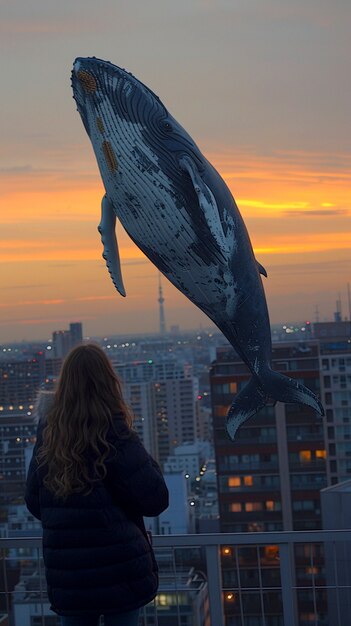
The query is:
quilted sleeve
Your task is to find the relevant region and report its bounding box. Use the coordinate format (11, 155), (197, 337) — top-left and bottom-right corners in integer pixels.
(24, 450), (42, 520)
(105, 431), (169, 517)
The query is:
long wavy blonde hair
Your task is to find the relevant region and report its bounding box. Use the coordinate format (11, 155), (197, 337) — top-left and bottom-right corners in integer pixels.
(37, 343), (133, 499)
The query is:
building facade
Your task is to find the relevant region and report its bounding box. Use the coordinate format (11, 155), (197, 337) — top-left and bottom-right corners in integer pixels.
(210, 339), (329, 625)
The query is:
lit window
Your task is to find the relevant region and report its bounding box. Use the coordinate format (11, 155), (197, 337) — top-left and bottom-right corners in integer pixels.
(264, 545), (279, 561)
(316, 450), (326, 459)
(228, 477), (241, 487)
(306, 566), (319, 575)
(299, 450), (312, 463)
(245, 502), (262, 512)
(265, 500), (274, 511)
(229, 382), (237, 393)
(244, 476), (253, 486)
(230, 503), (242, 512)
(215, 405), (230, 417)
(225, 592), (235, 601)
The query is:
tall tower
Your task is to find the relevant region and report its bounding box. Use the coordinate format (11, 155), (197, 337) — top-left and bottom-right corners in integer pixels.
(158, 273), (166, 334)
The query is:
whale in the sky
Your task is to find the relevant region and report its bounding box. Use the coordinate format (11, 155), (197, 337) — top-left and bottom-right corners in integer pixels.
(71, 57), (324, 439)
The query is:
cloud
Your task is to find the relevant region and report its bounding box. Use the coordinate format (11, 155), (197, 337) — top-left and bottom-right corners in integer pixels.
(0, 298), (65, 310)
(283, 209), (349, 217)
(0, 165), (32, 174)
(0, 16), (101, 38)
(268, 258), (351, 276)
(0, 283), (49, 291)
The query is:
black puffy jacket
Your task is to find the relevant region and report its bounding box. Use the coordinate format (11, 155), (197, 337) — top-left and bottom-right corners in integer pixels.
(24, 416), (169, 616)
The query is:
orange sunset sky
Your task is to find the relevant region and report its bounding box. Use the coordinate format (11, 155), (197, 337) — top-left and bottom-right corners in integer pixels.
(1, 0), (350, 342)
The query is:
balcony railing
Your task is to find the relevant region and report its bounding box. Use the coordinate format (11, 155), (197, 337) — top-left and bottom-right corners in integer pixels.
(1, 530), (351, 626)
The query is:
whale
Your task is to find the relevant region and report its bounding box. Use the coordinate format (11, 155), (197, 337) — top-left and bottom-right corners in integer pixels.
(71, 57), (324, 439)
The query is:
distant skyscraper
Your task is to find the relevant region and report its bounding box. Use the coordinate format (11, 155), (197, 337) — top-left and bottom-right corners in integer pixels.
(52, 322), (83, 358)
(114, 359), (196, 465)
(158, 274), (166, 334)
(69, 322), (83, 347)
(52, 330), (72, 359)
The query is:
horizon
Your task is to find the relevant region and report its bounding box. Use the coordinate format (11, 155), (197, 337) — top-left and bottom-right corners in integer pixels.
(0, 316), (347, 348)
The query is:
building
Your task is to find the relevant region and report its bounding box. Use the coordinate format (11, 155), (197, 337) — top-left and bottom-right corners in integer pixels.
(0, 409), (37, 510)
(315, 321), (351, 485)
(164, 441), (211, 478)
(52, 321), (83, 358)
(69, 322), (83, 347)
(211, 341), (326, 533)
(210, 340), (328, 624)
(158, 472), (194, 534)
(115, 360), (197, 465)
(321, 480), (351, 626)
(0, 353), (62, 521)
(0, 354), (45, 409)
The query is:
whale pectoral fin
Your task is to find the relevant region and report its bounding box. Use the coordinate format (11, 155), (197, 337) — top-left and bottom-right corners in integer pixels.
(98, 195), (126, 297)
(179, 155), (209, 198)
(256, 261), (268, 278)
(179, 155), (228, 252)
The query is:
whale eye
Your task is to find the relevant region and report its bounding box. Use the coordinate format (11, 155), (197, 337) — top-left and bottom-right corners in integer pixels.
(162, 121), (173, 132)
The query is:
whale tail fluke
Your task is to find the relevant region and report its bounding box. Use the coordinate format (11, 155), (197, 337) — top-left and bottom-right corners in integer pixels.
(225, 370), (324, 440)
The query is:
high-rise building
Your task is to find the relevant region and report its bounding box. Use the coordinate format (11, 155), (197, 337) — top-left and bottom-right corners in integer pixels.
(314, 321), (351, 485)
(0, 409), (37, 510)
(115, 359), (197, 465)
(211, 341), (326, 534)
(52, 322), (84, 359)
(210, 340), (328, 624)
(52, 330), (72, 359)
(69, 322), (83, 347)
(0, 354), (45, 410)
(0, 351), (62, 518)
(210, 321), (351, 625)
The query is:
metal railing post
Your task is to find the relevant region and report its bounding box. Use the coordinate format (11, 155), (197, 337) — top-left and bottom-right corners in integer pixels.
(205, 544), (225, 626)
(280, 542), (298, 626)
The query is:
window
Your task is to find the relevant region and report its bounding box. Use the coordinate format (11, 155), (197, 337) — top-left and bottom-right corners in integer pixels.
(293, 500), (315, 511)
(215, 405), (230, 417)
(315, 450), (326, 459)
(228, 477), (241, 487)
(326, 409), (334, 423)
(244, 475), (253, 486)
(245, 502), (262, 512)
(230, 503), (242, 512)
(299, 450), (311, 463)
(325, 392), (333, 405)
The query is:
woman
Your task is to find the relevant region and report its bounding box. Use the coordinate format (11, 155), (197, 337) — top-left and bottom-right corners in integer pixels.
(25, 343), (169, 626)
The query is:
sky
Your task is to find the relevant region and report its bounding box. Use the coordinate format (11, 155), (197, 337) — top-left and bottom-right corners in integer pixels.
(1, 0), (350, 342)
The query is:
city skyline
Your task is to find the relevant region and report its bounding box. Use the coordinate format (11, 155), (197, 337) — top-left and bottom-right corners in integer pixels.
(1, 0), (350, 342)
